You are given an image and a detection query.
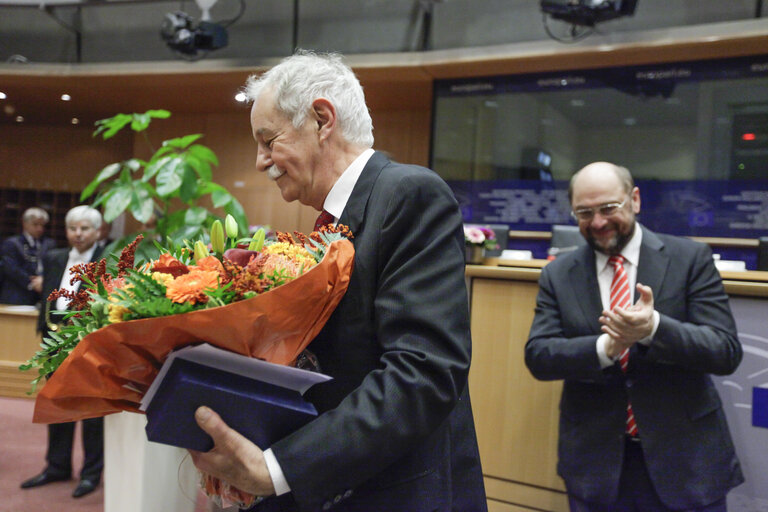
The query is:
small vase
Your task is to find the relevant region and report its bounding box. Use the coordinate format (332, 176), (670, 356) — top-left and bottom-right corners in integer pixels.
(465, 245), (484, 264)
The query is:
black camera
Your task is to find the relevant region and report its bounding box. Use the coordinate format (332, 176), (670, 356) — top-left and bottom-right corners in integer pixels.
(160, 11), (228, 56)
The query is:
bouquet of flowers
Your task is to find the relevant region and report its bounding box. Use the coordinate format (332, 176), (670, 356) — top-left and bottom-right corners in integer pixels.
(22, 215), (355, 507)
(463, 224), (500, 251)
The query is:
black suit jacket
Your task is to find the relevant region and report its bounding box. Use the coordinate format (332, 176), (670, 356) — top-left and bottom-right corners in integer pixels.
(38, 245), (104, 334)
(267, 152), (487, 512)
(525, 226), (744, 508)
(0, 234), (55, 305)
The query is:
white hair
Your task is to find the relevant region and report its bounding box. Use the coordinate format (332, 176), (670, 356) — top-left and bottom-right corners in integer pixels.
(22, 207), (49, 223)
(244, 50), (374, 148)
(65, 205), (102, 230)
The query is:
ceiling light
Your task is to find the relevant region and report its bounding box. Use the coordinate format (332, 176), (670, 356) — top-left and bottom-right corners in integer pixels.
(71, 118), (80, 125)
(61, 93), (71, 101)
(0, 91), (7, 100)
(234, 92), (247, 102)
(15, 115), (24, 123)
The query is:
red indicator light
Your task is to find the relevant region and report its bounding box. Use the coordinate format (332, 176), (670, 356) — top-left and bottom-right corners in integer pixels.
(742, 133), (756, 141)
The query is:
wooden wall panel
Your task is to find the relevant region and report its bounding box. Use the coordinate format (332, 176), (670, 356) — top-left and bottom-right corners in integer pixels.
(468, 277), (566, 508)
(0, 124), (132, 192)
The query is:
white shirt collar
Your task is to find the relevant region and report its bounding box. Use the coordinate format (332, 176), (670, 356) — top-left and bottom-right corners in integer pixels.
(68, 244), (97, 265)
(596, 222), (643, 272)
(322, 148), (375, 221)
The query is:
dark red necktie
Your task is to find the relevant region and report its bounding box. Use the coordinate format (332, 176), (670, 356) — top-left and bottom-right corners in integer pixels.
(314, 210), (334, 231)
(609, 255), (639, 437)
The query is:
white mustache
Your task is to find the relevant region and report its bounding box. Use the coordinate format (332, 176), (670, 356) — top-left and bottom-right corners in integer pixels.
(267, 165), (285, 181)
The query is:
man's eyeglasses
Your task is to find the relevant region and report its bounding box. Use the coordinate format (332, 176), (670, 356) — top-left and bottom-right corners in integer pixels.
(571, 199), (627, 221)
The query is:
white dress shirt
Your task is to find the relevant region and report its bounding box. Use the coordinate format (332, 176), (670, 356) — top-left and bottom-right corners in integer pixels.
(263, 147), (374, 496)
(55, 244), (97, 311)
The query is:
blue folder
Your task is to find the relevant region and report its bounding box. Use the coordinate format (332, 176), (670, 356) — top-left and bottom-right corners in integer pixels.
(145, 356), (320, 451)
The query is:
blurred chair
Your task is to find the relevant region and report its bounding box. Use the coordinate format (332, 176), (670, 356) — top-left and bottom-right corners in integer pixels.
(549, 224), (585, 259)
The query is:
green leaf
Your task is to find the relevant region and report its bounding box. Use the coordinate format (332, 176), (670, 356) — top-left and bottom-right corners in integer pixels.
(183, 206), (209, 226)
(163, 134), (203, 150)
(143, 155), (174, 182)
(104, 185), (133, 222)
(155, 158), (184, 197)
(147, 109), (171, 119)
(130, 185), (156, 224)
(93, 113), (132, 140)
(188, 144), (219, 166)
(211, 188), (233, 208)
(179, 165), (199, 203)
(81, 162), (121, 200)
(186, 154), (213, 182)
(131, 113), (151, 132)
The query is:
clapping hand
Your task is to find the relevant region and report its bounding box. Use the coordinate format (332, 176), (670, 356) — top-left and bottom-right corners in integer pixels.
(600, 283), (655, 357)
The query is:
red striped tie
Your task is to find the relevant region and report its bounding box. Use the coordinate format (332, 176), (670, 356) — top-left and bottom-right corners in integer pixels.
(314, 210), (335, 232)
(609, 255), (639, 437)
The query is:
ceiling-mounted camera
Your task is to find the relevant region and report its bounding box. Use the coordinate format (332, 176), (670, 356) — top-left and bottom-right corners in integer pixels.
(160, 10), (228, 58)
(540, 0), (638, 27)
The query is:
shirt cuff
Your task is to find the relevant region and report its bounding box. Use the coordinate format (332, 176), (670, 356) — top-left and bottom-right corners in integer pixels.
(596, 333), (615, 369)
(637, 310), (660, 346)
(263, 448), (291, 496)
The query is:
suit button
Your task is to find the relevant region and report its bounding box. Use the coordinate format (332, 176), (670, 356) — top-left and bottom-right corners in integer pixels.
(322, 501), (332, 510)
(625, 378), (634, 388)
(333, 494), (343, 504)
(343, 489), (353, 499)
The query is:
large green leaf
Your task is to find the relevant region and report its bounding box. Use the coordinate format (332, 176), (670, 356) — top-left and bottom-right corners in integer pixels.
(186, 154), (213, 182)
(155, 158), (185, 197)
(211, 187), (234, 208)
(104, 184), (133, 222)
(163, 134), (203, 150)
(184, 206), (209, 226)
(179, 165), (199, 203)
(143, 155), (173, 182)
(81, 162), (121, 200)
(188, 144), (219, 166)
(129, 184), (156, 224)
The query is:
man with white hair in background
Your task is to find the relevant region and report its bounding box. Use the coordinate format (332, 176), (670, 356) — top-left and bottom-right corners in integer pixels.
(21, 205), (105, 499)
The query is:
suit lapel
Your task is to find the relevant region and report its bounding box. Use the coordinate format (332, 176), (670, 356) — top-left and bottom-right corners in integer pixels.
(635, 226), (668, 301)
(338, 151), (388, 233)
(569, 246), (604, 328)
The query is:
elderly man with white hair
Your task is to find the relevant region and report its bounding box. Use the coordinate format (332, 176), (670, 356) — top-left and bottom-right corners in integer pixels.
(21, 205), (106, 499)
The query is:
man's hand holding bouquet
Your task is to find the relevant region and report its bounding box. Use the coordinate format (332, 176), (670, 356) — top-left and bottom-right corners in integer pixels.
(20, 215), (354, 506)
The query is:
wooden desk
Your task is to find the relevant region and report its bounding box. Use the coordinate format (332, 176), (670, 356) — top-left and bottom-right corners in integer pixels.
(0, 305), (40, 398)
(465, 262), (768, 512)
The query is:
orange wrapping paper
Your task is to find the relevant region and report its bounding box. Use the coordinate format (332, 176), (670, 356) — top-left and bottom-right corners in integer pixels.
(33, 239), (354, 424)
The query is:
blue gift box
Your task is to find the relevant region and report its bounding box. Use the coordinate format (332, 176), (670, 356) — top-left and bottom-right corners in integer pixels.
(754, 387), (768, 429)
(144, 349), (325, 452)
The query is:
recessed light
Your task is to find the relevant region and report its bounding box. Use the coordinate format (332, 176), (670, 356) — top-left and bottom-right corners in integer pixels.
(234, 92), (247, 102)
(61, 93), (72, 101)
(15, 115), (24, 123)
(0, 91), (7, 100)
(71, 117), (80, 124)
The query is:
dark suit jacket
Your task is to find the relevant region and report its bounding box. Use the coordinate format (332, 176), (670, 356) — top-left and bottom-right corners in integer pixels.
(38, 245), (104, 334)
(0, 234), (55, 305)
(525, 225), (744, 509)
(267, 152), (487, 512)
